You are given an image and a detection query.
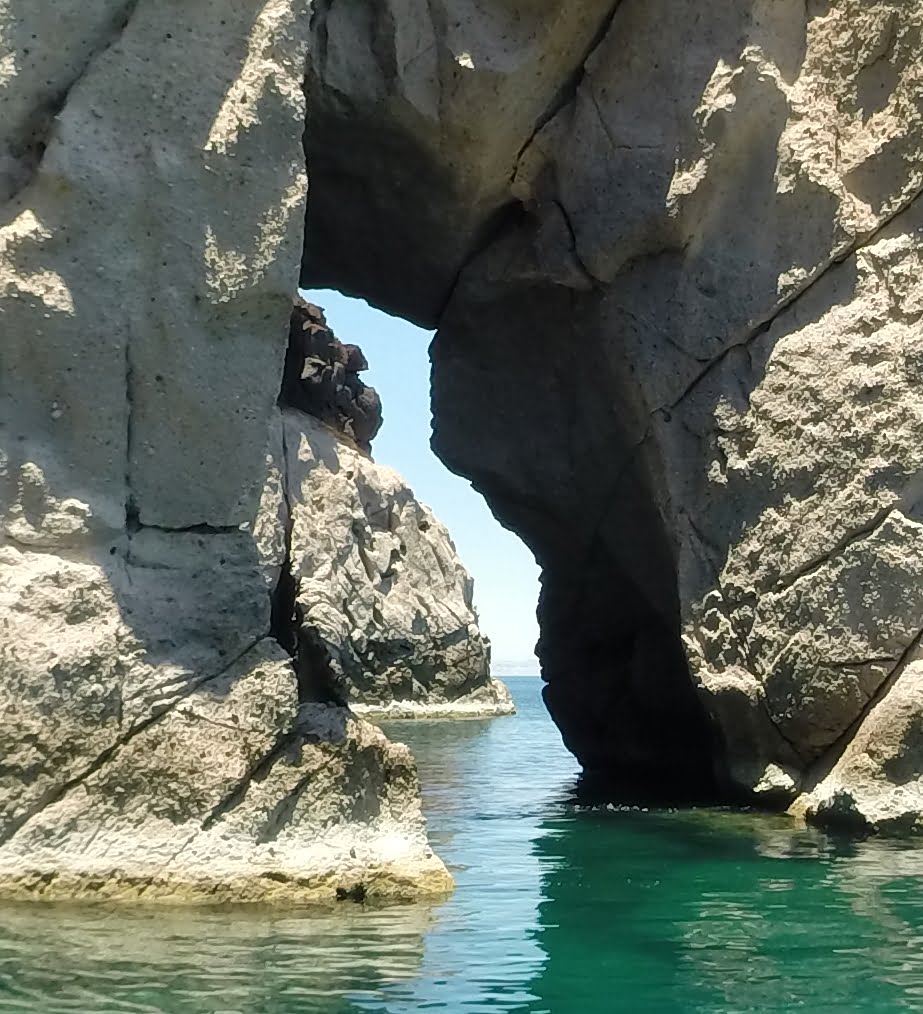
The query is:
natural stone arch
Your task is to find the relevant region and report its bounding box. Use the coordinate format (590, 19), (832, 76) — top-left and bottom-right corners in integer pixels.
(2, 0), (923, 908)
(301, 0), (923, 822)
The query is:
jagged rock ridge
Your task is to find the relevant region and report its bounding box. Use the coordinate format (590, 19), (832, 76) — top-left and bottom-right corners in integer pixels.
(257, 406), (513, 718)
(281, 296), (383, 451)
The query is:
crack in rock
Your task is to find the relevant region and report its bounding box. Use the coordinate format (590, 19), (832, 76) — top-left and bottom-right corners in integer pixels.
(0, 635), (269, 847)
(665, 175), (923, 414)
(802, 621), (923, 794)
(509, 0), (625, 174)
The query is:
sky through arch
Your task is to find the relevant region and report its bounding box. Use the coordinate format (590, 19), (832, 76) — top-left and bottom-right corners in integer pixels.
(302, 288), (541, 675)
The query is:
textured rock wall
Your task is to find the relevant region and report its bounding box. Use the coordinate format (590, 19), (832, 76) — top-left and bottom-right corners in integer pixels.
(302, 0), (622, 321)
(6, 0), (923, 847)
(303, 0), (923, 825)
(258, 408), (512, 717)
(0, 1), (449, 900)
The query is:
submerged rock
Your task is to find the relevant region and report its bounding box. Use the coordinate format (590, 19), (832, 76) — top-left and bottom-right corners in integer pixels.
(257, 408), (513, 719)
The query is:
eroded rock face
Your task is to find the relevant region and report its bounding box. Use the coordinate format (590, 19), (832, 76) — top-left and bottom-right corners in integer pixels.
(0, 1), (449, 900)
(302, 0), (622, 321)
(257, 408), (512, 718)
(303, 0), (923, 824)
(281, 297), (383, 451)
(0, 536), (451, 902)
(6, 0), (923, 856)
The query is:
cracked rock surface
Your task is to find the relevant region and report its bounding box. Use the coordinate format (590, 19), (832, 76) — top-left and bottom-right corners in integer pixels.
(6, 0), (923, 871)
(0, 0), (450, 901)
(303, 0), (923, 825)
(256, 408), (513, 718)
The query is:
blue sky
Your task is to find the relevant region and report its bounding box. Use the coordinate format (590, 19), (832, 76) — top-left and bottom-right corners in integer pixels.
(303, 289), (541, 674)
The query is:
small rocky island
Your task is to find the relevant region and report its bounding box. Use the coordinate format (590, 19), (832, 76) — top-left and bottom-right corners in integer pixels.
(264, 298), (513, 719)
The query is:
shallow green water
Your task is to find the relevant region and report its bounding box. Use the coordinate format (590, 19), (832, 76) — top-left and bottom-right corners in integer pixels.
(6, 679), (923, 1011)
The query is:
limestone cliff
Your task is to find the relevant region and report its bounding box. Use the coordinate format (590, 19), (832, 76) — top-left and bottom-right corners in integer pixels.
(0, 0), (449, 901)
(3, 0), (923, 866)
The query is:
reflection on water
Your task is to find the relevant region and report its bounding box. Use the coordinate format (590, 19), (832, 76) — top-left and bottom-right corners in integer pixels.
(7, 679), (923, 1012)
(528, 809), (923, 1013)
(0, 902), (435, 1013)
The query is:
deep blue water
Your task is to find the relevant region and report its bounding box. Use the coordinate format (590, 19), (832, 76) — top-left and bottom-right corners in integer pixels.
(6, 678), (923, 1011)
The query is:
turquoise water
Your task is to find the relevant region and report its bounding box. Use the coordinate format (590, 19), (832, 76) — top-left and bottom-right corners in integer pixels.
(6, 678), (923, 1011)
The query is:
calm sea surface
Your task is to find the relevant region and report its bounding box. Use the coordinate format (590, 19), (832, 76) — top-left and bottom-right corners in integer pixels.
(5, 678), (923, 1011)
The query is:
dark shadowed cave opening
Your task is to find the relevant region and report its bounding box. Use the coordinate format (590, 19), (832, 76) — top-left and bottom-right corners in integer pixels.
(291, 276), (725, 805)
(295, 62), (727, 807)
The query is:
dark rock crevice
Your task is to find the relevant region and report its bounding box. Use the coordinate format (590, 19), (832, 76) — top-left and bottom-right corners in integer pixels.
(270, 419), (300, 664)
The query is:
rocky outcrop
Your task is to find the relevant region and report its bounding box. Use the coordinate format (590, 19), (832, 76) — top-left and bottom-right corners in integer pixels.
(0, 539), (451, 902)
(281, 297), (383, 451)
(303, 1), (923, 826)
(257, 407), (512, 718)
(5, 0), (923, 852)
(0, 1), (449, 901)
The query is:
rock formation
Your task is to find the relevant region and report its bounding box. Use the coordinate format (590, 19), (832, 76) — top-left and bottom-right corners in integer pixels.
(2, 0), (923, 873)
(303, 0), (923, 829)
(0, 0), (449, 901)
(258, 403), (513, 718)
(281, 297), (383, 452)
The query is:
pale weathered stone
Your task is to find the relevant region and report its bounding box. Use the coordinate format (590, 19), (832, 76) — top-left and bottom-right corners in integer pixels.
(0, 637), (451, 903)
(0, 0), (450, 901)
(258, 408), (512, 718)
(792, 660), (923, 834)
(6, 0), (923, 856)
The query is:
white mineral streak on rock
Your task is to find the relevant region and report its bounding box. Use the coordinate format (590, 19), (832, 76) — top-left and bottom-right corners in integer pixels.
(256, 409), (513, 718)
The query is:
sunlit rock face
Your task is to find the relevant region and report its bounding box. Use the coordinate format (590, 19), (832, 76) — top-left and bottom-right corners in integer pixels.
(257, 407), (513, 718)
(0, 0), (450, 901)
(269, 302), (510, 716)
(303, 0), (923, 825)
(3, 0), (923, 881)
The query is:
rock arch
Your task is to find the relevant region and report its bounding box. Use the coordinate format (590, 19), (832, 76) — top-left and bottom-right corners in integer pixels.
(2, 0), (923, 903)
